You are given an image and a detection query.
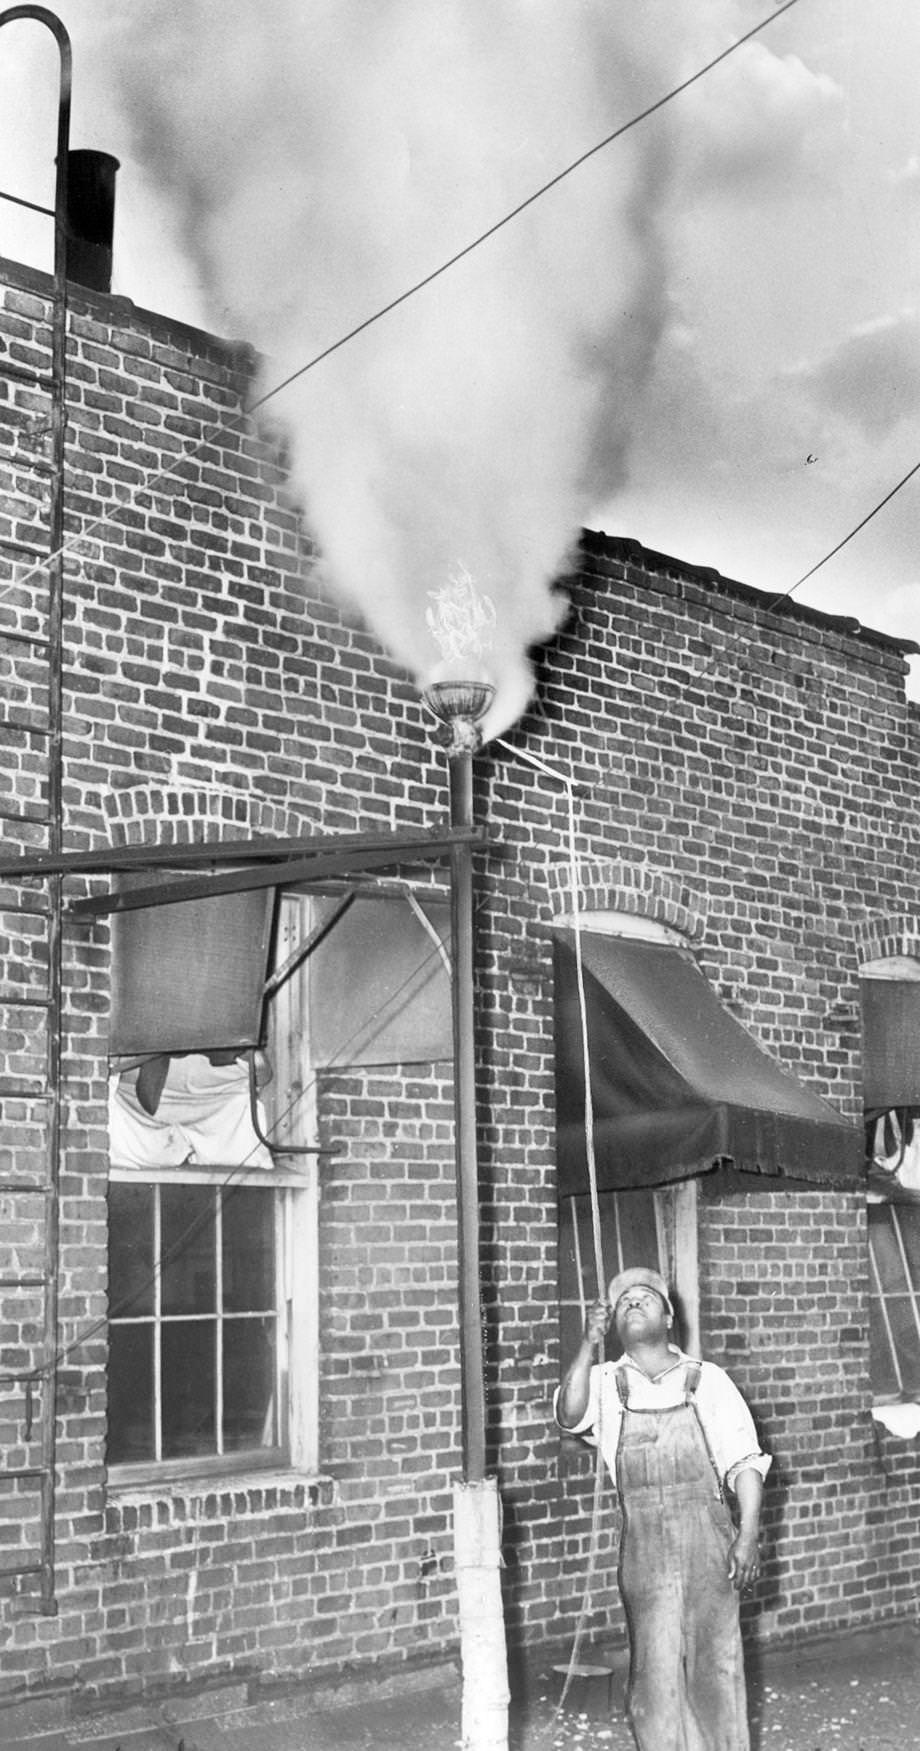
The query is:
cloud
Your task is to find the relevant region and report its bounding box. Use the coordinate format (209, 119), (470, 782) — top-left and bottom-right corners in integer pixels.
(889, 154), (920, 187)
(676, 41), (842, 196)
(788, 313), (920, 437)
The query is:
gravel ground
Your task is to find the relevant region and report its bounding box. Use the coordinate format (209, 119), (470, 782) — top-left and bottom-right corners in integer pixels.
(7, 1624), (920, 1751)
(521, 1629), (920, 1751)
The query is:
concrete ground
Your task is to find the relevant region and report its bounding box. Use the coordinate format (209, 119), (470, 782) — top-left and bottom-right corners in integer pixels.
(4, 1620), (920, 1751)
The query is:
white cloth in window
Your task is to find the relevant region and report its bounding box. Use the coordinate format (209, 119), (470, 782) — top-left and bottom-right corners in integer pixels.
(109, 1053), (273, 1170)
(871, 1110), (920, 1192)
(872, 1402), (920, 1439)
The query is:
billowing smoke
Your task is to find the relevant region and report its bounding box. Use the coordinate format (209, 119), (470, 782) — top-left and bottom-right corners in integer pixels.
(101, 0), (683, 735)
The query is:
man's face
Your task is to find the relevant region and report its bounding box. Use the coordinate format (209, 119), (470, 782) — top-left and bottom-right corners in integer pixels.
(613, 1286), (669, 1346)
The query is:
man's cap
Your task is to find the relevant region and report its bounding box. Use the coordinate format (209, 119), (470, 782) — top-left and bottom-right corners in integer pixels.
(607, 1265), (673, 1319)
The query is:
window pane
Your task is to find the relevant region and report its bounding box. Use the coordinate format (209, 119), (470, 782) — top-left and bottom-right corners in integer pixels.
(889, 1297), (920, 1397)
(162, 1320), (216, 1457)
(896, 1206), (920, 1282)
(223, 1316), (277, 1450)
(615, 1187), (660, 1274)
(868, 1205), (920, 1402)
(559, 1188), (666, 1373)
(223, 1189), (274, 1312)
(108, 1183), (155, 1317)
(868, 1205), (910, 1296)
(868, 1300), (900, 1401)
(161, 1186), (215, 1316)
(107, 1325), (155, 1463)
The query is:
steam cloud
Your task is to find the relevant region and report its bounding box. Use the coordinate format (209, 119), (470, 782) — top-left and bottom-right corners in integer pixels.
(101, 0), (690, 735)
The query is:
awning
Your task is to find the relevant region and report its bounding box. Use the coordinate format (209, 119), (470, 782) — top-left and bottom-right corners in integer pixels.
(860, 976), (920, 1110)
(554, 931), (861, 1193)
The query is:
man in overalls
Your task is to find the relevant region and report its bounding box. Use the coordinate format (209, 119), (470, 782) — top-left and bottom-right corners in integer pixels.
(556, 1266), (770, 1751)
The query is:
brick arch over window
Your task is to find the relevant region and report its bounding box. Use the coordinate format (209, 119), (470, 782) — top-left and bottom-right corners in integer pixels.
(545, 856), (707, 941)
(856, 914), (920, 969)
(100, 783), (313, 850)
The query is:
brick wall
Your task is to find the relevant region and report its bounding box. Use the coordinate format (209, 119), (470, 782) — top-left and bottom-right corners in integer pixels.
(2, 252), (920, 1719)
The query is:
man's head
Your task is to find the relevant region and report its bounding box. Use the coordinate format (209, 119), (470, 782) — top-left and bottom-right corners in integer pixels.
(607, 1265), (674, 1337)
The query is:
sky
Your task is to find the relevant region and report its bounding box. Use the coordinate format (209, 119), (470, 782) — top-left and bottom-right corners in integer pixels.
(0, 0), (918, 724)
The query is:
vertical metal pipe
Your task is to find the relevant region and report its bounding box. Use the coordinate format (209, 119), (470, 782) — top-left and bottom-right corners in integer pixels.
(0, 3), (74, 1614)
(448, 748), (487, 1482)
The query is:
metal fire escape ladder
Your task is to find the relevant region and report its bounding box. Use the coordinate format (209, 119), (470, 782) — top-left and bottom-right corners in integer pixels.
(0, 6), (73, 1614)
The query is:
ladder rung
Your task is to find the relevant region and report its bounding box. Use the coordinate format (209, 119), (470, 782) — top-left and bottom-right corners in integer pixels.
(0, 1276), (49, 1289)
(0, 810), (50, 827)
(0, 626), (51, 652)
(0, 1080), (48, 1098)
(0, 362), (51, 390)
(0, 1180), (52, 1195)
(0, 719), (50, 739)
(0, 1469), (48, 1483)
(0, 1562), (44, 1582)
(0, 994), (51, 1009)
(0, 452), (53, 479)
(0, 536), (49, 560)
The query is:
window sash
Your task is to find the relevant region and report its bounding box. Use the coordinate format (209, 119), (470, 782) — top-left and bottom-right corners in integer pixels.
(108, 1168), (310, 1483)
(868, 1200), (920, 1402)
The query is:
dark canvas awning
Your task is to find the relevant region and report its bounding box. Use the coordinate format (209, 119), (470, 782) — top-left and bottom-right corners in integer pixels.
(554, 931), (861, 1193)
(860, 976), (920, 1111)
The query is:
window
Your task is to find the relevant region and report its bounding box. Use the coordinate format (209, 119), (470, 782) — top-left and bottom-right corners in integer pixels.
(558, 1181), (698, 1366)
(861, 962), (920, 1406)
(553, 909), (701, 1372)
(107, 889), (321, 1484)
(106, 884), (450, 1482)
(108, 1174), (298, 1469)
(868, 1200), (920, 1402)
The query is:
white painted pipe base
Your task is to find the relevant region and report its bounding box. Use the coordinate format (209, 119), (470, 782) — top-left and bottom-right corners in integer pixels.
(453, 1476), (510, 1751)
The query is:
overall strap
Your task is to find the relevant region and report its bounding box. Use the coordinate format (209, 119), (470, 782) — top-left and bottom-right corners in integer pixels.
(683, 1360), (702, 1403)
(682, 1363), (725, 1501)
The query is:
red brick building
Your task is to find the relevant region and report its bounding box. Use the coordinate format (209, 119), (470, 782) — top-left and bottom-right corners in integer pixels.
(1, 247), (920, 1730)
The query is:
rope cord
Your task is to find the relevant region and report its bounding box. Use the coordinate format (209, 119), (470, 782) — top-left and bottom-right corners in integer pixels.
(495, 738), (610, 1724)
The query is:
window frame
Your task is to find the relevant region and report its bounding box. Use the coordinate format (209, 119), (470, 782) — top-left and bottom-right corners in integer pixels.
(105, 879), (447, 1488)
(107, 1161), (318, 1489)
(861, 959), (920, 1407)
(558, 1179), (699, 1363)
(867, 1187), (920, 1406)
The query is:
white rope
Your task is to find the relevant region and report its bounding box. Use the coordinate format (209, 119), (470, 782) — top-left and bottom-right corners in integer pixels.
(495, 739), (610, 1725)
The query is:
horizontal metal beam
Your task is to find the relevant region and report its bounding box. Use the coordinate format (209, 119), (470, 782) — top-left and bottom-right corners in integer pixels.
(0, 824), (481, 882)
(67, 829), (485, 920)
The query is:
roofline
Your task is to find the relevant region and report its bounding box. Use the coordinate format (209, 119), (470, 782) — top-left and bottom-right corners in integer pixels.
(581, 530), (920, 659)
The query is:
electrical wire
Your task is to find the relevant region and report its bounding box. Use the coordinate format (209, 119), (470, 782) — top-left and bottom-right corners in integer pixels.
(244, 0), (801, 416)
(768, 455), (920, 616)
(0, 2), (807, 1378)
(0, 0), (798, 611)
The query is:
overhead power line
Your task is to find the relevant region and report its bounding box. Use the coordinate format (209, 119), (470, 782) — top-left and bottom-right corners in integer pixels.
(249, 0), (802, 413)
(1, 0), (798, 602)
(770, 457), (920, 616)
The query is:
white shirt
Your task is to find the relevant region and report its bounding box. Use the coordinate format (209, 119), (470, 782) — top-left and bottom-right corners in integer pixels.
(555, 1345), (772, 1495)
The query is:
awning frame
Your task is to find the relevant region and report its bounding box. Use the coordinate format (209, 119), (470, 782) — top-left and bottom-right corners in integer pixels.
(554, 928), (862, 1193)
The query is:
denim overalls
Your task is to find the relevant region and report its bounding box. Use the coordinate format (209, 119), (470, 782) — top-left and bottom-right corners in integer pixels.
(614, 1362), (750, 1751)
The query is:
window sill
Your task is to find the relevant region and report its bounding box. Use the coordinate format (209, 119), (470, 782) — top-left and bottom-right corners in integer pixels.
(105, 1469), (336, 1526)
